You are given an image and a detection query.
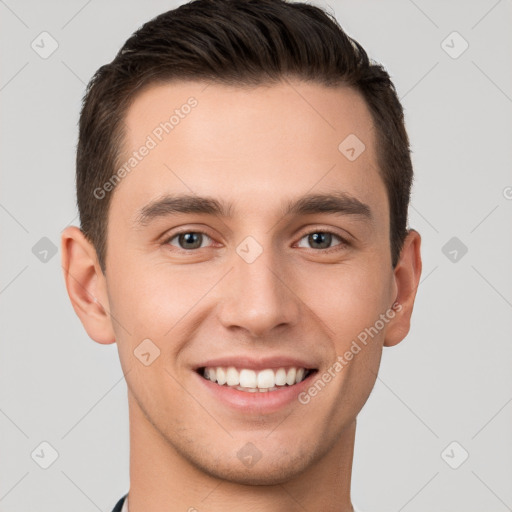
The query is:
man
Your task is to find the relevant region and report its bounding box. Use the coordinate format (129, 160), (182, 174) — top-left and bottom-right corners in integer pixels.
(61, 0), (422, 510)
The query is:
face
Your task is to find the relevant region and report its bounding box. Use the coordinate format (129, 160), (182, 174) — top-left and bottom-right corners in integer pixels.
(68, 79), (420, 485)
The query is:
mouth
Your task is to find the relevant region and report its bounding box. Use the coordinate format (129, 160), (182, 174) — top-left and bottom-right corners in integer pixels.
(196, 366), (318, 393)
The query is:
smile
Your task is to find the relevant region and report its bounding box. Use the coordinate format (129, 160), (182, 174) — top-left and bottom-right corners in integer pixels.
(197, 366), (316, 392)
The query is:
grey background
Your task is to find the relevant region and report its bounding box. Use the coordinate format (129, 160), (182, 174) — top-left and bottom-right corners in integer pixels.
(1, 1), (511, 511)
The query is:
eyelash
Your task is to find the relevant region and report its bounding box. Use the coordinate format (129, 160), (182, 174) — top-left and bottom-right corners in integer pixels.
(163, 228), (350, 254)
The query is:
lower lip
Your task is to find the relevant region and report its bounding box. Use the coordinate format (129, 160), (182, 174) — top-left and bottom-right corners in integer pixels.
(194, 371), (317, 414)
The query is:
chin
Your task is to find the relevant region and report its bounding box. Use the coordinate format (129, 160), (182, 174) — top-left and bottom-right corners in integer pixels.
(179, 442), (320, 486)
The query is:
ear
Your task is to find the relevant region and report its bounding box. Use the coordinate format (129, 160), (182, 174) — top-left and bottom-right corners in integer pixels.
(61, 226), (115, 344)
(384, 229), (422, 347)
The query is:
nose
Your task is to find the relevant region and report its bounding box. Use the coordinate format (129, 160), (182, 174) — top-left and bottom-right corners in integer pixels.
(217, 243), (300, 339)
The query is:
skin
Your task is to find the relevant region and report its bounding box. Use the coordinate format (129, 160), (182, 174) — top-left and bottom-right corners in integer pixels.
(61, 79), (422, 512)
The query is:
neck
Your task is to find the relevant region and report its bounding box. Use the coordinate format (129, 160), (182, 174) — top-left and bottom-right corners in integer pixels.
(127, 392), (355, 512)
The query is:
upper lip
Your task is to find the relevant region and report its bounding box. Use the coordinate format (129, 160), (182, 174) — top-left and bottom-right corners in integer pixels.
(194, 355), (318, 372)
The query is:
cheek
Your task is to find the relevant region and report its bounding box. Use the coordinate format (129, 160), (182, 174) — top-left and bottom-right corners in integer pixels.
(297, 261), (391, 343)
(107, 261), (211, 338)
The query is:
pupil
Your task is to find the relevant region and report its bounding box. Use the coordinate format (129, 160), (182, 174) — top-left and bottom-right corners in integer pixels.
(180, 233), (201, 249)
(310, 232), (331, 249)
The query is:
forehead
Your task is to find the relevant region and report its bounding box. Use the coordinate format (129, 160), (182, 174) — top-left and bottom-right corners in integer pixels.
(111, 79), (387, 226)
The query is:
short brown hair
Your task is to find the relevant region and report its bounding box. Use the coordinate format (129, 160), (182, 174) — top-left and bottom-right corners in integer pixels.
(77, 0), (413, 271)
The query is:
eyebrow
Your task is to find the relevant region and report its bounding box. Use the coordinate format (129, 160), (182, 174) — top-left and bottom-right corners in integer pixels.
(135, 191), (372, 227)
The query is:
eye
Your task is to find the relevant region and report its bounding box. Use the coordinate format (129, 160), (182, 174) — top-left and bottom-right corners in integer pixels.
(296, 230), (348, 251)
(166, 231), (213, 250)
(163, 229), (349, 253)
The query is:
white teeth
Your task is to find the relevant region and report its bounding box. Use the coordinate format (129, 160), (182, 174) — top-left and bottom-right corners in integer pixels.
(216, 367), (227, 385)
(202, 366), (310, 390)
(257, 369), (275, 389)
(275, 368), (287, 386)
(239, 369), (257, 388)
(285, 367), (297, 386)
(226, 366), (239, 386)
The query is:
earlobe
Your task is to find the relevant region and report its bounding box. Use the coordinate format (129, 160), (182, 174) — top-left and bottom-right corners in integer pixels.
(61, 226), (116, 344)
(384, 229), (422, 347)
